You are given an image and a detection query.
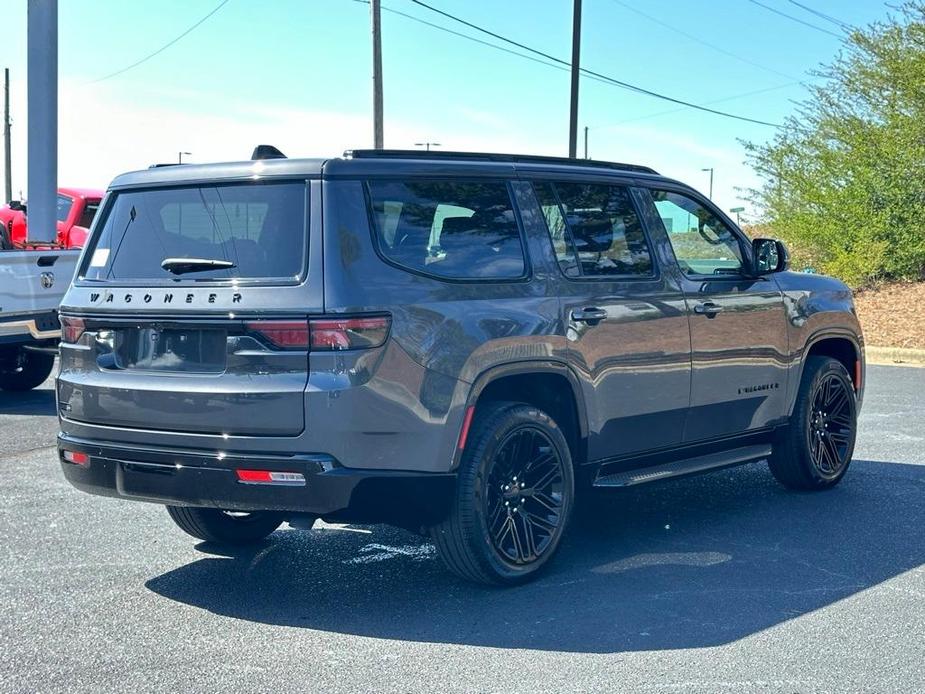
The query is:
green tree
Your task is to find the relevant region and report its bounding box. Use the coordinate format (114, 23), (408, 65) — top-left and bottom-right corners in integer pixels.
(744, 2), (925, 288)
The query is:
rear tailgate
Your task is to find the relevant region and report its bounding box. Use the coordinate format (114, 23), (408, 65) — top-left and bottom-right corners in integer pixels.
(0, 249), (78, 337)
(57, 180), (321, 437)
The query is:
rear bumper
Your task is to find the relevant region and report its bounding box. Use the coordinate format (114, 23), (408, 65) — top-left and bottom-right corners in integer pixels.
(58, 434), (455, 527)
(0, 310), (61, 345)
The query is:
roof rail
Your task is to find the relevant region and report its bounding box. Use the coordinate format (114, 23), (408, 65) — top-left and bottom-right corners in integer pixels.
(343, 149), (658, 175)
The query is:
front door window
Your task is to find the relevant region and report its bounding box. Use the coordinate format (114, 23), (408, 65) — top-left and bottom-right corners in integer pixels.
(647, 190), (743, 276)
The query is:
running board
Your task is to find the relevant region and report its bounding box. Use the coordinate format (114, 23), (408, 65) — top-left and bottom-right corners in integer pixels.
(593, 443), (773, 488)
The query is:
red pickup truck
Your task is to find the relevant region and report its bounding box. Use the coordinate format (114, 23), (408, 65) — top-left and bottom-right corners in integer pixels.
(1, 187), (104, 249)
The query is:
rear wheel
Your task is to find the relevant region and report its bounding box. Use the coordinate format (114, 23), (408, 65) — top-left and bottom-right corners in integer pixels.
(165, 506), (284, 545)
(769, 356), (857, 490)
(0, 348), (55, 391)
(430, 402), (574, 586)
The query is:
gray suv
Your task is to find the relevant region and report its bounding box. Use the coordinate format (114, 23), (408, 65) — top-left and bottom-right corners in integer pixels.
(57, 149), (864, 585)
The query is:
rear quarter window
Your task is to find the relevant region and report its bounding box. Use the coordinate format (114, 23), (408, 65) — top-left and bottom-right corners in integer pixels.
(366, 179), (527, 280)
(81, 182), (307, 283)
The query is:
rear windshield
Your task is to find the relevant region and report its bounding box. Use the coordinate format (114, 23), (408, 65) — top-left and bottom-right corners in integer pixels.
(81, 182), (307, 282)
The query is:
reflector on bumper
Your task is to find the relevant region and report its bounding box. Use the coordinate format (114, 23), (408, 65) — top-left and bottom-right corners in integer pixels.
(235, 469), (306, 486)
(62, 450), (90, 466)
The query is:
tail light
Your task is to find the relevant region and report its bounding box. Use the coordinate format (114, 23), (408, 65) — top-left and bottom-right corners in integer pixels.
(60, 316), (86, 344)
(309, 316), (390, 351)
(244, 320), (310, 350)
(245, 315), (390, 351)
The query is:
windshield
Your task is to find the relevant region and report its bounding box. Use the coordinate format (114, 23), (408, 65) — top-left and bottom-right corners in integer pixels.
(81, 182), (307, 282)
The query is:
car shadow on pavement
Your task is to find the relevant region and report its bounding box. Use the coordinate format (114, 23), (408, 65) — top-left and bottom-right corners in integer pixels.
(0, 388), (57, 416)
(145, 459), (925, 653)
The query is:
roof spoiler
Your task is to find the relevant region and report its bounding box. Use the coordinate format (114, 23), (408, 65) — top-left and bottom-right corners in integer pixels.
(252, 145), (287, 160)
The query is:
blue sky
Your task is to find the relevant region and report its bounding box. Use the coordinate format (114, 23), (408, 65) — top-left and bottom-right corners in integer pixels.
(1, 0), (894, 216)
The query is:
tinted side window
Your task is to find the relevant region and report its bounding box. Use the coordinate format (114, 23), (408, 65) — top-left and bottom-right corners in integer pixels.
(56, 195), (72, 222)
(537, 182), (653, 278)
(77, 201), (100, 229)
(366, 180), (526, 280)
(534, 183), (579, 277)
(644, 189), (744, 276)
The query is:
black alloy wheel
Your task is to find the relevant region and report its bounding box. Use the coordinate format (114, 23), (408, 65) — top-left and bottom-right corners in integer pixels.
(484, 427), (566, 566)
(769, 356), (857, 491)
(807, 371), (854, 478)
(430, 402), (575, 585)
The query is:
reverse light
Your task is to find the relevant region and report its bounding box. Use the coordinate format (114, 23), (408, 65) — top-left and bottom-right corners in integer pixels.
(60, 316), (86, 344)
(62, 450), (89, 466)
(236, 469), (306, 486)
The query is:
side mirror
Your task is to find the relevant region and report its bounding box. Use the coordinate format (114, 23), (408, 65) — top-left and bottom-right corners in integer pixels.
(752, 237), (789, 274)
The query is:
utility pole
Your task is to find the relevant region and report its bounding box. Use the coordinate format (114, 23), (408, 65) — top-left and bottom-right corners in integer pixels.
(701, 167), (714, 199)
(583, 126), (588, 159)
(27, 0), (57, 242)
(4, 68), (11, 203)
(371, 0), (384, 149)
(568, 0), (582, 158)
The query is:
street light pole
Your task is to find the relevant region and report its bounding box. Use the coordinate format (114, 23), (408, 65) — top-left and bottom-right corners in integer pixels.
(414, 142), (440, 152)
(701, 167), (714, 199)
(178, 151), (191, 164)
(568, 0), (582, 158)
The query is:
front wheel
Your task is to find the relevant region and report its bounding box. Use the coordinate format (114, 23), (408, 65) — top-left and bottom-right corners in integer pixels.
(769, 356), (858, 490)
(430, 402), (575, 586)
(166, 506), (284, 545)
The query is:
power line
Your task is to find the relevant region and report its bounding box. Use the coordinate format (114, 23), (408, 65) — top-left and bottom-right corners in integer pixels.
(592, 82), (799, 130)
(91, 0), (232, 83)
(351, 0), (759, 104)
(785, 0), (853, 30)
(610, 0), (799, 81)
(350, 0), (580, 76)
(406, 0), (781, 127)
(746, 0), (843, 38)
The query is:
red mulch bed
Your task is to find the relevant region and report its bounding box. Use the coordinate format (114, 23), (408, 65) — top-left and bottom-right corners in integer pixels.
(854, 281), (925, 349)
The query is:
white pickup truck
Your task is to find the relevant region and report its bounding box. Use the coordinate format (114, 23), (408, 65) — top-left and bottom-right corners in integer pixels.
(0, 249), (80, 390)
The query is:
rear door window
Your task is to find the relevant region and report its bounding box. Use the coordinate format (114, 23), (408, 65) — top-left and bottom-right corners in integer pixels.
(81, 182), (307, 283)
(366, 180), (526, 280)
(535, 181), (653, 278)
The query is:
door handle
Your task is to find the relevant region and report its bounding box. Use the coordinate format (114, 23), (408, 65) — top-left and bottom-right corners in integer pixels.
(571, 307), (608, 323)
(693, 302), (723, 318)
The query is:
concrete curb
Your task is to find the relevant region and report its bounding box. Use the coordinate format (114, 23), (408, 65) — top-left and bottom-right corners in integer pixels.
(866, 346), (925, 366)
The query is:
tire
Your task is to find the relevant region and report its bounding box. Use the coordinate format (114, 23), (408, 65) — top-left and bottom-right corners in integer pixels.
(0, 348), (55, 391)
(430, 401), (575, 586)
(165, 506), (284, 545)
(0, 222), (13, 250)
(769, 356), (857, 491)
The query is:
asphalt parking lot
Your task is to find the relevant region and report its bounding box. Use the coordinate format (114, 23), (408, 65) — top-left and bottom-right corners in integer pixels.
(1, 365), (922, 693)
